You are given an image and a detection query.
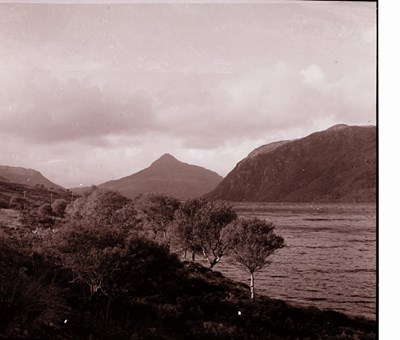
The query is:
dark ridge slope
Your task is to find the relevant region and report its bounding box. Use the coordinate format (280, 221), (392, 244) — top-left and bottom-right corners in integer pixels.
(206, 125), (376, 202)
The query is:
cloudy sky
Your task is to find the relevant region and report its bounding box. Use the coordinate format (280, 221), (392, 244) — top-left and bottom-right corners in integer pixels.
(0, 1), (376, 188)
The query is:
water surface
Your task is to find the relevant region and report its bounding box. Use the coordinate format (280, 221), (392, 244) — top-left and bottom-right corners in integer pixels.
(213, 203), (376, 320)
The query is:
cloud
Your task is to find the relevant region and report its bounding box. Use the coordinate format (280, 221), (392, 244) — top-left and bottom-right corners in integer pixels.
(0, 3), (376, 187)
(300, 65), (325, 85)
(149, 61), (374, 149)
(0, 73), (156, 144)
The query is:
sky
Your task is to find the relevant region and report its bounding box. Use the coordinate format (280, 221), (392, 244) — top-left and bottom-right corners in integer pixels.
(0, 1), (376, 188)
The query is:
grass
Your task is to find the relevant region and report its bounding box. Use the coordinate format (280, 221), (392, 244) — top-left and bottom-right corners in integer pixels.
(0, 189), (376, 339)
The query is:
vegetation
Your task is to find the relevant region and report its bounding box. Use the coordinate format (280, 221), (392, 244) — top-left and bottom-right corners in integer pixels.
(168, 198), (236, 268)
(51, 199), (68, 217)
(0, 180), (71, 207)
(170, 198), (205, 260)
(38, 203), (53, 218)
(0, 187), (376, 339)
(9, 196), (29, 210)
(222, 218), (285, 299)
(138, 194), (181, 240)
(69, 189), (130, 226)
(195, 200), (237, 268)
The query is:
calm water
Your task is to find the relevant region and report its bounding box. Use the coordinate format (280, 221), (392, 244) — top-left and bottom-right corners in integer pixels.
(212, 203), (376, 320)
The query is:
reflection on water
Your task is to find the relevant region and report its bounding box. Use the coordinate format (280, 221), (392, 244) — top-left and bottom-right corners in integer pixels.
(215, 203), (376, 320)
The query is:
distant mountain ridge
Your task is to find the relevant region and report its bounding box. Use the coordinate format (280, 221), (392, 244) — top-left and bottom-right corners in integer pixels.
(98, 154), (223, 200)
(0, 165), (64, 190)
(205, 124), (376, 203)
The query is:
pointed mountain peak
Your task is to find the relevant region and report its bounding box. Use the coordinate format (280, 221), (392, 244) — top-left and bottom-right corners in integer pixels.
(150, 153), (180, 167)
(159, 153), (177, 161)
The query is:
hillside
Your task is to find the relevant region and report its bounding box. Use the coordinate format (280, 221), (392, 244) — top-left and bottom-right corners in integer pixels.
(98, 153), (222, 200)
(0, 166), (64, 190)
(206, 124), (376, 202)
(0, 209), (376, 339)
(0, 180), (71, 209)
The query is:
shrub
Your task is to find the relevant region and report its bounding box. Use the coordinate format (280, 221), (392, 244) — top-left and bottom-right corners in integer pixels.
(0, 197), (8, 209)
(50, 221), (181, 301)
(51, 199), (68, 217)
(38, 203), (53, 218)
(0, 240), (69, 337)
(65, 196), (86, 220)
(9, 196), (28, 210)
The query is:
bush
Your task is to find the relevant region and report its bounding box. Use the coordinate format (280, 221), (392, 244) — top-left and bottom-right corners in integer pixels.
(51, 199), (68, 217)
(65, 196), (86, 220)
(38, 203), (53, 218)
(9, 196), (28, 210)
(49, 221), (181, 300)
(0, 271), (69, 336)
(0, 197), (8, 209)
(0, 241), (69, 338)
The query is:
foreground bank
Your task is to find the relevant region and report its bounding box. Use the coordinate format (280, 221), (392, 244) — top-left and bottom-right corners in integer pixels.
(0, 236), (375, 339)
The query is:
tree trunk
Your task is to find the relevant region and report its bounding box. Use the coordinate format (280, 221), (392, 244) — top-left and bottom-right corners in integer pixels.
(209, 257), (220, 269)
(191, 251), (195, 261)
(202, 248), (210, 263)
(250, 272), (255, 299)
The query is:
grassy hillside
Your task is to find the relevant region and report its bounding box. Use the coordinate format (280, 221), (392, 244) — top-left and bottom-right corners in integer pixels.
(0, 201), (376, 339)
(0, 237), (376, 339)
(0, 166), (64, 190)
(0, 180), (71, 209)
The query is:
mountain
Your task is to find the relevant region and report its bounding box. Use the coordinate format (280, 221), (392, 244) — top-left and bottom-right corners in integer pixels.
(0, 166), (70, 208)
(99, 154), (223, 200)
(205, 124), (376, 203)
(0, 166), (64, 190)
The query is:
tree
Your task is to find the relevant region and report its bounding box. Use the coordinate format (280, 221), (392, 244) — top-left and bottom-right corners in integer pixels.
(65, 189), (130, 226)
(82, 189), (130, 226)
(50, 222), (127, 298)
(170, 199), (236, 267)
(195, 201), (237, 268)
(47, 221), (180, 302)
(111, 201), (142, 234)
(222, 218), (284, 299)
(138, 194), (181, 240)
(169, 198), (206, 260)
